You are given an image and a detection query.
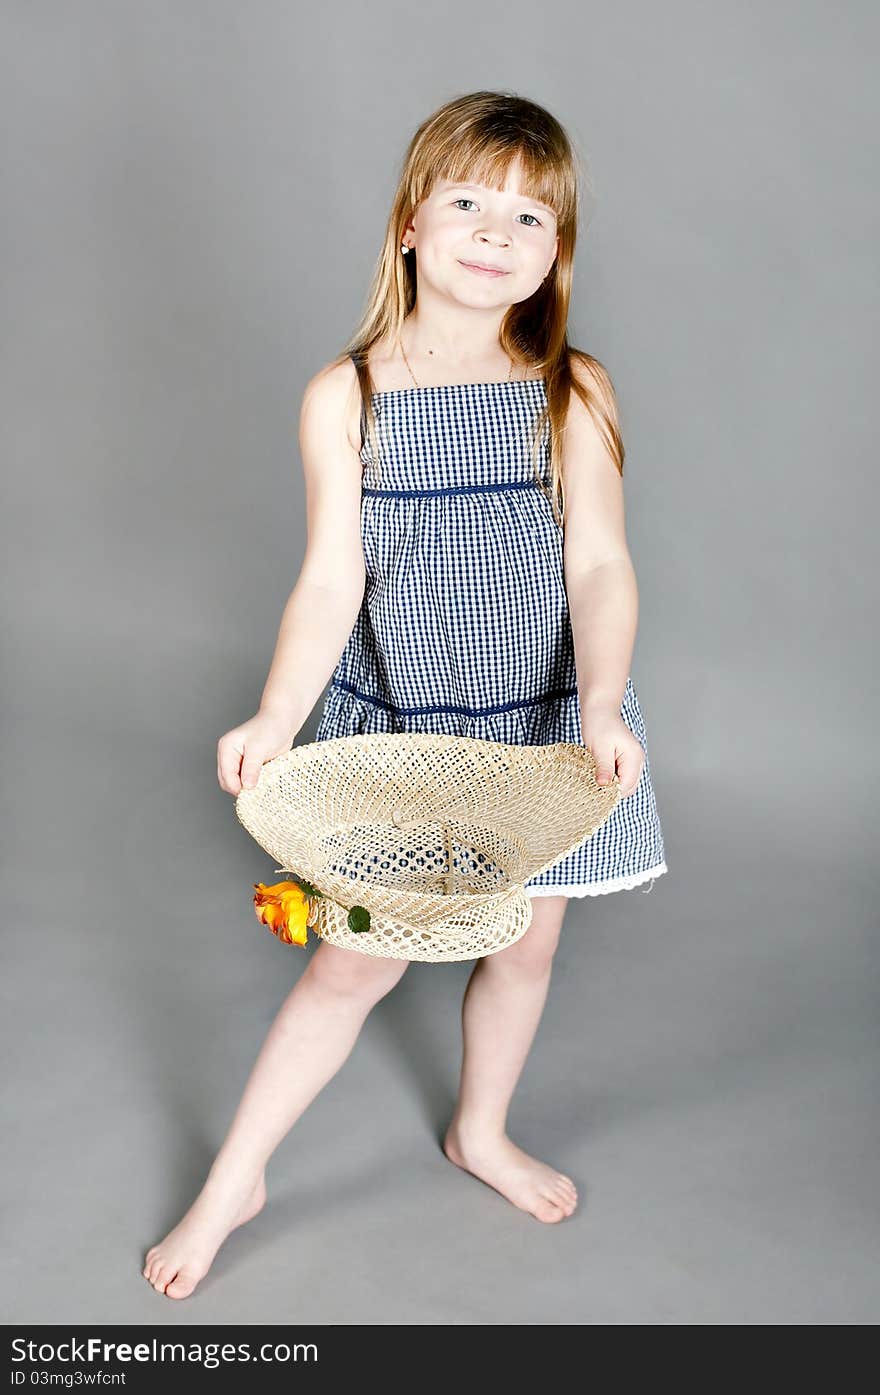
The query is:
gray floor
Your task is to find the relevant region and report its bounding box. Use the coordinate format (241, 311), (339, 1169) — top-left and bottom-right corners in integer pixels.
(3, 744), (877, 1325)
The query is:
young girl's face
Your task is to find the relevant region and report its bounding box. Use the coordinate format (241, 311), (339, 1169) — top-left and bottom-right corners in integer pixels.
(407, 159), (559, 311)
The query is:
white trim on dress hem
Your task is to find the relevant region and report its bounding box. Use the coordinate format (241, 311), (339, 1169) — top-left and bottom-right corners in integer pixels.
(525, 861), (668, 897)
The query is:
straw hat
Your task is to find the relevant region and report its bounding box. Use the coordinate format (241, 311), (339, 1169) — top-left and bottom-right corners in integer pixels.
(235, 732), (621, 963)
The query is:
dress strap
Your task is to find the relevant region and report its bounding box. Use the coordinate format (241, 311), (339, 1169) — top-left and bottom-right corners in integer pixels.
(350, 351), (367, 454)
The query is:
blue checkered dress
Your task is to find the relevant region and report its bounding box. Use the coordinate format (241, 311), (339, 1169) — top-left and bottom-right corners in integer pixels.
(314, 371), (667, 897)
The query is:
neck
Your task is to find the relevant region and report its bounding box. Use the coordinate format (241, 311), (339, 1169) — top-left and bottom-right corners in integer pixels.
(401, 292), (509, 365)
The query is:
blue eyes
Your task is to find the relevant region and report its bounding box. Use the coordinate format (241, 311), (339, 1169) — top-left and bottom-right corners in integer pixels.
(453, 197), (542, 227)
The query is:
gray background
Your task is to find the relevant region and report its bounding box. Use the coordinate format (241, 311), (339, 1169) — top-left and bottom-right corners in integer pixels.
(3, 0), (877, 1324)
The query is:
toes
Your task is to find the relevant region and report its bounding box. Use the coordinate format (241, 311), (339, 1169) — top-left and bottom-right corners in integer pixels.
(536, 1180), (578, 1220)
(165, 1271), (197, 1300)
(555, 1177), (578, 1206)
(151, 1265), (174, 1293)
(534, 1196), (566, 1223)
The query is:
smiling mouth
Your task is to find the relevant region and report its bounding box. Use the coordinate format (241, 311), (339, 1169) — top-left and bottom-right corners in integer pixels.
(459, 260), (509, 277)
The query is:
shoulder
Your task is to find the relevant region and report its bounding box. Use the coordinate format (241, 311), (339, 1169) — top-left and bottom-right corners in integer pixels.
(299, 355), (362, 454)
(559, 349), (624, 482)
(300, 354), (359, 414)
(565, 349), (621, 427)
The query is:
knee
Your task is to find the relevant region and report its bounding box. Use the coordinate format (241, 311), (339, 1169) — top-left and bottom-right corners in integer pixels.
(492, 916), (563, 975)
(306, 941), (409, 1003)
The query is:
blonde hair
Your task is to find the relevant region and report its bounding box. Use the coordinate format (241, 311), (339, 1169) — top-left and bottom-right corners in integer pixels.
(338, 90), (624, 526)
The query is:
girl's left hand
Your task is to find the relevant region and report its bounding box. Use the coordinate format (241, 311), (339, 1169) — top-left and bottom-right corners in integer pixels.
(580, 703), (645, 798)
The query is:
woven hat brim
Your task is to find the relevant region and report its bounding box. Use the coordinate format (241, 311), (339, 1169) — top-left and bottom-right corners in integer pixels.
(236, 732), (621, 962)
(312, 884), (534, 962)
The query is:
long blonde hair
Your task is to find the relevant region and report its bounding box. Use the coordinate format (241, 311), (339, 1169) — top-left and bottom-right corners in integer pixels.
(339, 90), (624, 527)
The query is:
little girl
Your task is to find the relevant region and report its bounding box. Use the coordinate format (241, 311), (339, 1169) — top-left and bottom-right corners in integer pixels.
(143, 90), (667, 1300)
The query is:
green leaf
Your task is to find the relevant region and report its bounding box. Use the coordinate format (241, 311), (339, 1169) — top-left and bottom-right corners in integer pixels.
(347, 905), (371, 933)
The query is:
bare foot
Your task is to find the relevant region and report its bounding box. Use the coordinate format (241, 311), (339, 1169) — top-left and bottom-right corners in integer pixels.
(142, 1174), (267, 1299)
(442, 1126), (578, 1223)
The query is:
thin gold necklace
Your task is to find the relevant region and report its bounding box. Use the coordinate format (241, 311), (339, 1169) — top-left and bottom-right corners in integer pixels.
(399, 338), (514, 388)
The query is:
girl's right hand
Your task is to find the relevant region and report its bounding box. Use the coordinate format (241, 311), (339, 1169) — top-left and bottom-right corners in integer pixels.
(217, 710), (300, 796)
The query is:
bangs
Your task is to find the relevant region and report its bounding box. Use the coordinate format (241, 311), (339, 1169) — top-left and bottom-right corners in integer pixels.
(418, 134), (574, 225)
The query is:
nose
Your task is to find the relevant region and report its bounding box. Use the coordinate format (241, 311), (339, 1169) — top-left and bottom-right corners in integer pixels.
(475, 227), (511, 247)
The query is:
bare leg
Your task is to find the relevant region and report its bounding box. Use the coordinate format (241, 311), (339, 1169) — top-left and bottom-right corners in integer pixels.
(443, 895), (579, 1223)
(143, 943), (408, 1298)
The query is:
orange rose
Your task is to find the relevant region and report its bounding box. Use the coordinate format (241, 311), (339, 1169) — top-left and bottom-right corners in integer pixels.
(253, 880), (312, 947)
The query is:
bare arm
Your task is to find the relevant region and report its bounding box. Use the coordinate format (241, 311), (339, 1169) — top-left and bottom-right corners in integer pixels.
(258, 359), (366, 735)
(561, 358), (638, 715)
